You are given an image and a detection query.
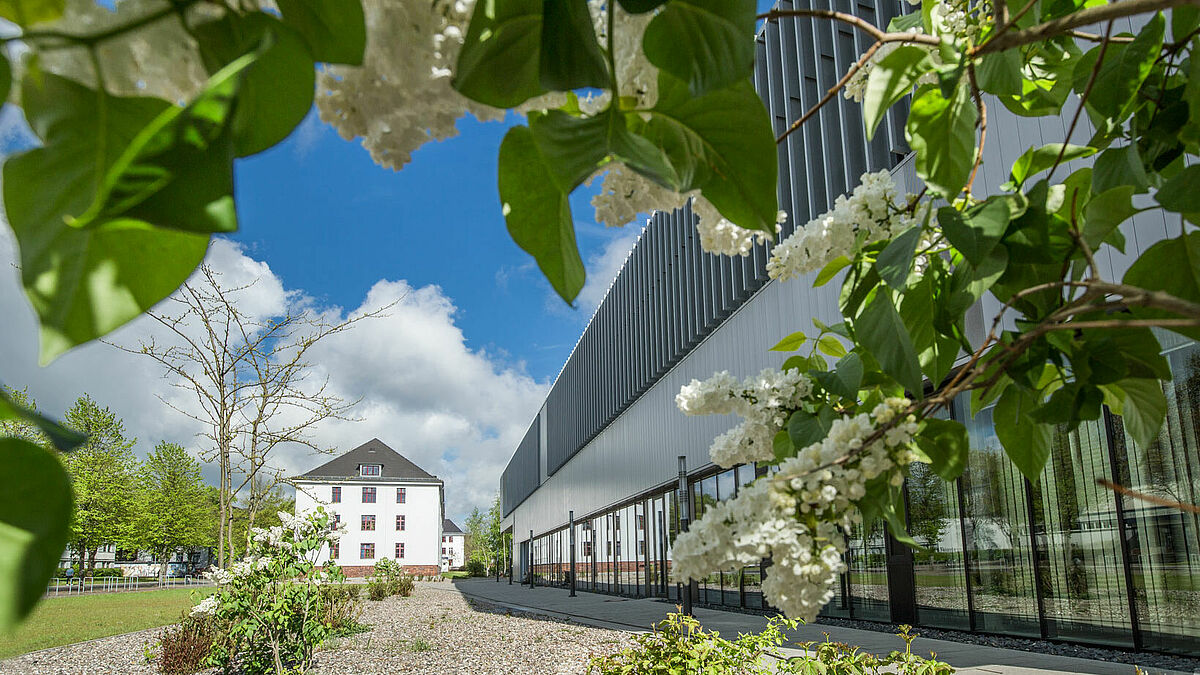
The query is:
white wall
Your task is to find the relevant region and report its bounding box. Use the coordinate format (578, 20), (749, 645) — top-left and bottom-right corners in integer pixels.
(296, 481), (443, 568)
(441, 533), (465, 569)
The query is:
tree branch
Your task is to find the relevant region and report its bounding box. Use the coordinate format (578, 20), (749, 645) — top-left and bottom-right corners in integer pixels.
(976, 0), (1200, 55)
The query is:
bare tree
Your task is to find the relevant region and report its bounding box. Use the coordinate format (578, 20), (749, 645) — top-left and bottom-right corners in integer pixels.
(112, 264), (391, 567)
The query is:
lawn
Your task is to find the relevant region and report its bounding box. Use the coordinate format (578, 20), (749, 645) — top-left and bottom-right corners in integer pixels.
(0, 587), (213, 659)
(441, 570), (471, 579)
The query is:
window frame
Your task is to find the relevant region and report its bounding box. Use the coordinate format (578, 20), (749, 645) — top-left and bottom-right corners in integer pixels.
(360, 543), (375, 559)
(361, 514), (376, 531)
(331, 486), (341, 503)
(396, 487), (406, 504)
(362, 486), (376, 503)
(360, 464), (381, 477)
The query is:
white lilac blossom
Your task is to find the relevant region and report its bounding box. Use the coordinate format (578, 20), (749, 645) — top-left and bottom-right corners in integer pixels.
(675, 368), (814, 467)
(671, 397), (919, 620)
(766, 170), (919, 281)
(591, 164), (787, 256)
(190, 595), (218, 616)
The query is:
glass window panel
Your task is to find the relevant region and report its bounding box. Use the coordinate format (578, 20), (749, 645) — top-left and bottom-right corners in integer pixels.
(909, 460), (970, 630)
(717, 469), (736, 502)
(846, 517), (890, 621)
(1032, 422), (1133, 645)
(957, 401), (1042, 637)
(1113, 342), (1200, 654)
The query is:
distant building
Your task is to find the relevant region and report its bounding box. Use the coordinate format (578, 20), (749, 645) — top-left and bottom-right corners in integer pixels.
(58, 545), (212, 577)
(441, 519), (465, 571)
(294, 438), (444, 576)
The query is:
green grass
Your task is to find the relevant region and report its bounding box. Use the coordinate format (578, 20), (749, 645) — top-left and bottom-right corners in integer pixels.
(441, 570), (470, 579)
(0, 587), (214, 659)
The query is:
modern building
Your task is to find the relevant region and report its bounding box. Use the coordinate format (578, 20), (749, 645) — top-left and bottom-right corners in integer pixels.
(294, 438), (444, 576)
(498, 0), (1199, 657)
(441, 519), (465, 571)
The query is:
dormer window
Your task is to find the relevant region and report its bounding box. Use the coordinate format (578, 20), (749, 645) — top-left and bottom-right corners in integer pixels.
(360, 464), (381, 477)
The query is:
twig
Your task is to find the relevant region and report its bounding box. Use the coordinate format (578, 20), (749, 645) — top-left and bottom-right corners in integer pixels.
(1098, 479), (1200, 514)
(965, 61), (987, 197)
(976, 0), (1200, 55)
(778, 41), (882, 144)
(1048, 21), (1113, 183)
(758, 8), (940, 46)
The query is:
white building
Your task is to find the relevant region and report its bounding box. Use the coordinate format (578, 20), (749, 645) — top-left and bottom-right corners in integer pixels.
(441, 519), (465, 571)
(294, 439), (444, 576)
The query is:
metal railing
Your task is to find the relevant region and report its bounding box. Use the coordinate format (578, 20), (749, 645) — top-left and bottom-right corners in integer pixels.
(44, 575), (212, 597)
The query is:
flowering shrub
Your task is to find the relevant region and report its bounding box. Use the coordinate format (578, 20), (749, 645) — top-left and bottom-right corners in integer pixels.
(194, 508), (350, 674)
(588, 611), (800, 675)
(590, 614), (953, 675)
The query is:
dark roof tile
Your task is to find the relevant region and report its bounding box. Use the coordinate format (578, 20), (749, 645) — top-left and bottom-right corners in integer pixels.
(295, 438), (440, 483)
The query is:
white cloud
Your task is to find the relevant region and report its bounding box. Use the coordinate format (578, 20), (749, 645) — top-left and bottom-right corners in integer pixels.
(0, 233), (547, 524)
(575, 226), (642, 315)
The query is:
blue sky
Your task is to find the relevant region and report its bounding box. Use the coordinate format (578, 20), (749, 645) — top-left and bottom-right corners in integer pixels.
(233, 109), (615, 382)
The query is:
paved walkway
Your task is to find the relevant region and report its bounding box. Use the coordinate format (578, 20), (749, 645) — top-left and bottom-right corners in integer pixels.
(446, 578), (1184, 675)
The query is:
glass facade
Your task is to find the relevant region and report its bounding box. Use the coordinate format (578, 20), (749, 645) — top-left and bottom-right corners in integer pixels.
(517, 341), (1200, 655)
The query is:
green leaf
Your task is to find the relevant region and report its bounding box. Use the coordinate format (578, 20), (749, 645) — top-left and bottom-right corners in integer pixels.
(887, 11), (922, 32)
(769, 331), (808, 352)
(937, 198), (1009, 266)
(1156, 164), (1200, 214)
(498, 125), (585, 304)
(1007, 143), (1096, 190)
(5, 74), (211, 362)
(276, 0), (366, 65)
(976, 49), (1022, 97)
(876, 225), (922, 289)
(817, 335), (848, 358)
(0, 0), (62, 26)
(0, 51), (10, 106)
(636, 73), (778, 234)
(0, 389), (85, 451)
(455, 0), (544, 108)
(73, 51), (258, 234)
(863, 46), (933, 140)
(773, 429), (794, 463)
(0, 438), (73, 630)
(642, 0), (755, 97)
(540, 0), (609, 91)
(1117, 378), (1168, 451)
(1123, 232), (1200, 339)
(1092, 145), (1150, 194)
(1076, 13), (1163, 126)
(993, 386), (1053, 482)
(856, 290), (923, 395)
(787, 406), (837, 450)
(617, 0), (666, 11)
(814, 255), (851, 287)
(915, 418), (968, 480)
(194, 13), (315, 158)
(833, 352), (864, 397)
(906, 83), (977, 200)
(1082, 186), (1136, 252)
(1172, 5), (1200, 42)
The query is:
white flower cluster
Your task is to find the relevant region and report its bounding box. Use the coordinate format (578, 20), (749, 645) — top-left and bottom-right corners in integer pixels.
(766, 170), (918, 281)
(676, 368), (813, 467)
(206, 509), (341, 586)
(591, 164), (787, 257)
(190, 594), (219, 616)
(671, 397), (919, 620)
(578, 2), (658, 114)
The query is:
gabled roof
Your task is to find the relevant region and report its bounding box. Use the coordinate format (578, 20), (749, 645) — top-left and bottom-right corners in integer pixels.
(443, 518), (464, 534)
(294, 438), (440, 483)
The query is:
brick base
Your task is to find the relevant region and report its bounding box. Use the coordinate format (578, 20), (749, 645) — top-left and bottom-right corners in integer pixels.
(338, 564), (440, 577)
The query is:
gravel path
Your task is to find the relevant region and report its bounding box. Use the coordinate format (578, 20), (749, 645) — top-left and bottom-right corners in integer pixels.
(312, 584), (633, 674)
(0, 583), (634, 675)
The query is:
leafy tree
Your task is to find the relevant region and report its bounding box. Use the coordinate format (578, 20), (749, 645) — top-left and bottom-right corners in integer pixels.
(133, 441), (214, 581)
(62, 394), (138, 575)
(464, 493), (503, 575)
(0, 386), (48, 447)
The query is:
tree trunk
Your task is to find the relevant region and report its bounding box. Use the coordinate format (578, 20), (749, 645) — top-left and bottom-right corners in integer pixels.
(86, 547), (97, 576)
(160, 549), (170, 583)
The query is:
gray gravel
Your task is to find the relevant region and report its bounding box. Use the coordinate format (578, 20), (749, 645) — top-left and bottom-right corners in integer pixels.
(312, 583), (634, 674)
(0, 582), (633, 675)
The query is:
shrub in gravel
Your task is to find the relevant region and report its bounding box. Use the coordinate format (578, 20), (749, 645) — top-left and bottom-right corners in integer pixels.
(319, 584), (367, 636)
(197, 507), (349, 674)
(366, 558), (414, 599)
(157, 613), (215, 675)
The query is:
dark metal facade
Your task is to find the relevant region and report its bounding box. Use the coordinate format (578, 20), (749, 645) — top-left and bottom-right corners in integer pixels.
(501, 417), (541, 515)
(528, 0), (911, 487)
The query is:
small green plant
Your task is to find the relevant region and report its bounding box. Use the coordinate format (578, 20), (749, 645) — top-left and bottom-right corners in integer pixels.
(589, 609), (799, 674)
(407, 637), (434, 652)
(883, 625), (954, 675)
(366, 558), (415, 600)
